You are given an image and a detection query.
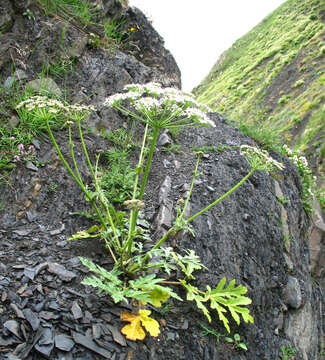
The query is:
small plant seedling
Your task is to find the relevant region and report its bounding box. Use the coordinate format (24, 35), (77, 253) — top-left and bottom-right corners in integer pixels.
(276, 196), (289, 205)
(160, 143), (182, 154)
(23, 9), (35, 20)
(275, 344), (296, 360)
(45, 181), (58, 193)
(159, 302), (175, 316)
(200, 323), (226, 344)
(225, 333), (248, 351)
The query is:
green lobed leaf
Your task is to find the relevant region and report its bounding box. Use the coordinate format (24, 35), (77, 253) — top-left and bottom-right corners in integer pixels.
(182, 278), (253, 333)
(171, 249), (205, 280)
(207, 279), (254, 332)
(79, 257), (123, 286)
(81, 275), (128, 303)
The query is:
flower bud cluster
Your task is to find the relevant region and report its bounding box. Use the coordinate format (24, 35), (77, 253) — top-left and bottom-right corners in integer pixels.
(240, 145), (284, 172)
(123, 199), (145, 211)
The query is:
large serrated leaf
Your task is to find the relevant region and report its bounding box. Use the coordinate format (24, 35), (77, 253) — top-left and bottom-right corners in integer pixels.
(207, 279), (253, 332)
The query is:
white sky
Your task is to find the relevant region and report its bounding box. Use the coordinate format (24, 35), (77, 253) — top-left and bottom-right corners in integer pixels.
(129, 0), (287, 91)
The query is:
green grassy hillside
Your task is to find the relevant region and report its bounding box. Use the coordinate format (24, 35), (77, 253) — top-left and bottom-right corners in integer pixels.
(193, 0), (324, 189)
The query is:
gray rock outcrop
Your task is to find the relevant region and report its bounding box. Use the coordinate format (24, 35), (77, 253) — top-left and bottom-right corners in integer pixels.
(0, 1), (323, 359)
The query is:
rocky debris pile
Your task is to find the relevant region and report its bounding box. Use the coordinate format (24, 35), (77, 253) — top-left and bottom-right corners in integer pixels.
(0, 252), (134, 359)
(0, 0), (323, 359)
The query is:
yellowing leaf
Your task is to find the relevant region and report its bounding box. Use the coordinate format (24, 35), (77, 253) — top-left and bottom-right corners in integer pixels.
(139, 309), (160, 337)
(121, 312), (145, 341)
(121, 309), (160, 341)
(143, 288), (171, 307)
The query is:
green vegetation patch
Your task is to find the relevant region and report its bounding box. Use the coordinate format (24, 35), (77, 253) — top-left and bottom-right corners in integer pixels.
(0, 81), (65, 182)
(193, 0), (324, 210)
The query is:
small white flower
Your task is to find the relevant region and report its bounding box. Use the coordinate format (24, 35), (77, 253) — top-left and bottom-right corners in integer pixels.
(135, 97), (161, 111)
(299, 156), (308, 167)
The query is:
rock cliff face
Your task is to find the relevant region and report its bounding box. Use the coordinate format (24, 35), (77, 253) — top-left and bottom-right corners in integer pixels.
(0, 1), (323, 359)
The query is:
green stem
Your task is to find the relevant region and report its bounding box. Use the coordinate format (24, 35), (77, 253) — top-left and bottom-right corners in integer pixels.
(143, 168), (256, 265)
(70, 122), (111, 232)
(67, 127), (111, 233)
(133, 122), (149, 198)
(180, 155), (201, 219)
(68, 127), (84, 188)
(76, 120), (120, 247)
(125, 126), (160, 258)
(46, 120), (117, 262)
(77, 120), (96, 180)
(46, 120), (82, 187)
(138, 126), (160, 200)
(186, 168), (255, 223)
(123, 123), (149, 257)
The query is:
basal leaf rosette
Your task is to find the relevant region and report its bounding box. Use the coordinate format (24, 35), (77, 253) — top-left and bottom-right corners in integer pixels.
(104, 82), (215, 130)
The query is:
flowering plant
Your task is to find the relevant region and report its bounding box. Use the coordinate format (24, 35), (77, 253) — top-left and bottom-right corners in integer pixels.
(282, 144), (315, 213)
(16, 83), (285, 340)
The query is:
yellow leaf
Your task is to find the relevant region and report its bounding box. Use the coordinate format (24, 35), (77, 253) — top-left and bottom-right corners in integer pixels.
(139, 309), (160, 337)
(121, 312), (145, 341)
(120, 309), (160, 341)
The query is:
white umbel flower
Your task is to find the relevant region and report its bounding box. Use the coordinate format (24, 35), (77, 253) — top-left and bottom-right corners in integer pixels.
(240, 145), (284, 171)
(104, 82), (216, 129)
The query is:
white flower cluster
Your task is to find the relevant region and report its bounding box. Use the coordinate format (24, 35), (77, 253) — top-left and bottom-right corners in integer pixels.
(103, 92), (139, 106)
(17, 96), (95, 115)
(134, 97), (161, 111)
(104, 82), (215, 128)
(184, 107), (214, 126)
(240, 145), (284, 171)
(282, 144), (315, 198)
(283, 144), (308, 168)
